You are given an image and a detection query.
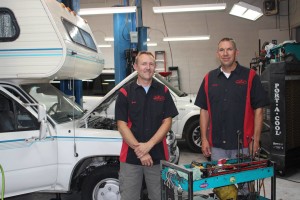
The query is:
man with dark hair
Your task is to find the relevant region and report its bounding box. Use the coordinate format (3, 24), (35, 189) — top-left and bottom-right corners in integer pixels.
(115, 51), (178, 200)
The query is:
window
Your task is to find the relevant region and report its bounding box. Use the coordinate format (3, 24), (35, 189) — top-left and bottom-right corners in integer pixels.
(21, 83), (85, 124)
(0, 92), (39, 133)
(62, 18), (97, 51)
(0, 8), (20, 42)
(63, 19), (85, 46)
(80, 29), (97, 51)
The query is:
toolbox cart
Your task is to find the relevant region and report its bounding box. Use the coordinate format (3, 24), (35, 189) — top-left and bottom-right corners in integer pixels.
(161, 159), (276, 200)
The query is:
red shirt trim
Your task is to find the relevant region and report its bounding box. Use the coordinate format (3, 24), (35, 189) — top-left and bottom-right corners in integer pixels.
(243, 69), (256, 147)
(204, 73), (213, 146)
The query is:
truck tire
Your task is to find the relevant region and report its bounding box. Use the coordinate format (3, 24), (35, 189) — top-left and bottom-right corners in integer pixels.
(81, 164), (120, 200)
(185, 119), (201, 152)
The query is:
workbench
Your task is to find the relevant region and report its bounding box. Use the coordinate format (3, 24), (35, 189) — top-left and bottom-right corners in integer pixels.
(160, 159), (276, 200)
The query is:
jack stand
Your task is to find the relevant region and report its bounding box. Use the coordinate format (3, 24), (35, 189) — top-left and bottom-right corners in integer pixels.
(50, 193), (61, 200)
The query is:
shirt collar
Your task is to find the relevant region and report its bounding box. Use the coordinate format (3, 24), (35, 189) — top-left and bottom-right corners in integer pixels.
(133, 77), (158, 90)
(217, 62), (241, 77)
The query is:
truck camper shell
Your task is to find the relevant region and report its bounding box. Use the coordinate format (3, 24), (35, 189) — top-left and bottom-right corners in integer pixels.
(0, 0), (104, 80)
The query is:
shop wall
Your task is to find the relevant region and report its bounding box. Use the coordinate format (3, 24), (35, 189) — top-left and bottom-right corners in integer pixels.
(81, 0), (293, 93)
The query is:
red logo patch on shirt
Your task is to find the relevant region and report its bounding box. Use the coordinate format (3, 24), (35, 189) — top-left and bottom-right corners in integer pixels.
(131, 101), (136, 104)
(235, 79), (247, 85)
(153, 95), (165, 102)
(212, 83), (219, 87)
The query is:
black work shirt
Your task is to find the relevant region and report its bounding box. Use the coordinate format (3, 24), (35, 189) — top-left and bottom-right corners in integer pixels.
(115, 78), (178, 165)
(195, 63), (269, 149)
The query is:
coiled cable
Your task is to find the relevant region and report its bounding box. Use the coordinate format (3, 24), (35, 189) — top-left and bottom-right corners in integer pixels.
(0, 164), (4, 200)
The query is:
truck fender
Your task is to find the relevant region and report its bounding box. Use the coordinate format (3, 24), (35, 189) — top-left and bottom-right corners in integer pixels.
(70, 156), (119, 191)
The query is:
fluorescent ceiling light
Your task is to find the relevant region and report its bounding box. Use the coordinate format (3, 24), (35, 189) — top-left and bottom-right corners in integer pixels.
(153, 3), (226, 13)
(147, 42), (157, 47)
(104, 79), (115, 82)
(163, 36), (210, 41)
(104, 37), (114, 41)
(230, 2), (263, 21)
(98, 44), (112, 48)
(79, 6), (136, 15)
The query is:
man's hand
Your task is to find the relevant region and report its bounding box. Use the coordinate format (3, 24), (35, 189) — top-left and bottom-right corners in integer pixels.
(134, 117), (172, 159)
(201, 139), (211, 157)
(200, 109), (211, 157)
(140, 153), (153, 167)
(134, 142), (153, 158)
(249, 140), (260, 156)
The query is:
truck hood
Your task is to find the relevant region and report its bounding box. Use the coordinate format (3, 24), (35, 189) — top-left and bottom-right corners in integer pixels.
(82, 72), (138, 117)
(83, 96), (104, 111)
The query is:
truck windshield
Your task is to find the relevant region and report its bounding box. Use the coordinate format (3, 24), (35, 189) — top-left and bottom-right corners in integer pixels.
(21, 83), (85, 124)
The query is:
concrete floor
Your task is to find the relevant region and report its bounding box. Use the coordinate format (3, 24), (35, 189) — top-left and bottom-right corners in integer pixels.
(6, 141), (300, 200)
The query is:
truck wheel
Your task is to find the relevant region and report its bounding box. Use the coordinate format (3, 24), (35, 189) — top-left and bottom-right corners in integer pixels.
(185, 119), (201, 152)
(81, 165), (120, 200)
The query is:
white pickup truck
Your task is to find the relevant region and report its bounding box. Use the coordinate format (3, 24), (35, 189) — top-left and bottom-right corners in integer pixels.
(0, 0), (178, 199)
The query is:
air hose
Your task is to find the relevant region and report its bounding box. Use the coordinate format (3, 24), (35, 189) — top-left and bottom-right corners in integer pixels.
(0, 164), (4, 200)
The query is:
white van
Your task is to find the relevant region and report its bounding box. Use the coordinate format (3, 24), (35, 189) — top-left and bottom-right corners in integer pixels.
(0, 0), (178, 199)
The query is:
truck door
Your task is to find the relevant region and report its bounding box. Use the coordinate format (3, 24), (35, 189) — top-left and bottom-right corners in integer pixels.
(0, 87), (57, 197)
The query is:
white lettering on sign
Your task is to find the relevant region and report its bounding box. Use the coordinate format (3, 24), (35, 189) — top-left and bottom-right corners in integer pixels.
(274, 83), (281, 136)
